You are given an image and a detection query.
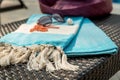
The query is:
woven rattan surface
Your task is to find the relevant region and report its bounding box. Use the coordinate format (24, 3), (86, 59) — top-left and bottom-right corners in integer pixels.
(0, 14), (120, 80)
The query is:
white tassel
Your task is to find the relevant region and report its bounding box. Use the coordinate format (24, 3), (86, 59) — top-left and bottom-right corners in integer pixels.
(10, 47), (31, 64)
(27, 52), (36, 70)
(61, 54), (79, 71)
(46, 61), (55, 72)
(0, 47), (5, 52)
(0, 44), (32, 66)
(51, 49), (62, 70)
(0, 43), (79, 72)
(0, 47), (11, 58)
(0, 49), (13, 66)
(27, 45), (79, 71)
(14, 49), (31, 63)
(27, 47), (49, 70)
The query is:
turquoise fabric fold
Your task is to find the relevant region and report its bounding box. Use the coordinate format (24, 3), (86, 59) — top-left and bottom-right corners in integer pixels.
(64, 18), (118, 56)
(26, 14), (118, 55)
(0, 14), (83, 50)
(0, 14), (118, 56)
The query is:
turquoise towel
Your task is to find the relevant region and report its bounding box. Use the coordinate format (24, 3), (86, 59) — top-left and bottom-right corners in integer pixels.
(0, 14), (118, 56)
(64, 18), (118, 56)
(0, 15), (83, 49)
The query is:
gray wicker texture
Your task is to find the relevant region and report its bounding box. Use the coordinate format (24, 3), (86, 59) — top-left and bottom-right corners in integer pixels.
(0, 14), (120, 80)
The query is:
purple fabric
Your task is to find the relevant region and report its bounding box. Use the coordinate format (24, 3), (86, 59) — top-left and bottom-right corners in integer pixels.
(39, 0), (112, 17)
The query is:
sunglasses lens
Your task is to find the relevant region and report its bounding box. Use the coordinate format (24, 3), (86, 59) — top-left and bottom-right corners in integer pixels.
(52, 14), (65, 22)
(37, 16), (52, 26)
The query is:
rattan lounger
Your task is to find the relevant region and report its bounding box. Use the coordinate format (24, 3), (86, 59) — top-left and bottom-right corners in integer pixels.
(0, 14), (120, 80)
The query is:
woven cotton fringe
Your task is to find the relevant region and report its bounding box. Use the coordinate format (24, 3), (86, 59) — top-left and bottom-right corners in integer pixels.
(0, 43), (79, 72)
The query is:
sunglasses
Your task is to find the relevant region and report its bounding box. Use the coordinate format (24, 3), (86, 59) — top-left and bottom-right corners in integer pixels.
(37, 14), (65, 26)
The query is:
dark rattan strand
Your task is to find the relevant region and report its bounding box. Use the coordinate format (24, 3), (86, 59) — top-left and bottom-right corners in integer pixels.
(0, 14), (120, 80)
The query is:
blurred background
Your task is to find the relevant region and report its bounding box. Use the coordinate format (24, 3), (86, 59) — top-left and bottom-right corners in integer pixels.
(0, 0), (120, 80)
(0, 0), (120, 24)
(0, 0), (41, 24)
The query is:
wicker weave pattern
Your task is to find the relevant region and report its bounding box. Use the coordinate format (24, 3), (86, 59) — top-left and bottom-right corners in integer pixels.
(0, 14), (120, 80)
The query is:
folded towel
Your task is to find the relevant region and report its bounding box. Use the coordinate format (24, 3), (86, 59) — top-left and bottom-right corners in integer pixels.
(0, 14), (83, 71)
(0, 14), (118, 72)
(65, 18), (118, 56)
(26, 14), (118, 56)
(0, 16), (83, 48)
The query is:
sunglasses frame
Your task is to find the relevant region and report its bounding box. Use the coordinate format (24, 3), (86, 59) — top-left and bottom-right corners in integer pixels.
(37, 14), (65, 26)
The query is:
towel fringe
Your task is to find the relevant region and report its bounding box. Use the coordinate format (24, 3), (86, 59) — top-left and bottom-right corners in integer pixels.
(0, 43), (32, 66)
(0, 43), (79, 72)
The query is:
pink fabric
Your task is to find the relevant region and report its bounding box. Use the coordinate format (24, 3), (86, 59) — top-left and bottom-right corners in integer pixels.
(39, 0), (112, 17)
